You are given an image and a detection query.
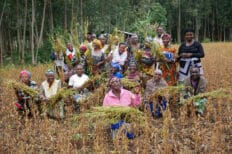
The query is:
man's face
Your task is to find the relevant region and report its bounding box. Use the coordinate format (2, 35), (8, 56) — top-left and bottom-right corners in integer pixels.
(154, 72), (162, 82)
(119, 44), (126, 54)
(157, 28), (163, 36)
(190, 68), (200, 80)
(20, 74), (30, 84)
(46, 74), (55, 83)
(67, 43), (73, 50)
(76, 66), (83, 76)
(131, 37), (138, 44)
(87, 34), (92, 40)
(185, 32), (194, 42)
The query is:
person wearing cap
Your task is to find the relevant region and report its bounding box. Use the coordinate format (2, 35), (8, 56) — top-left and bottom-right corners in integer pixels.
(144, 69), (168, 118)
(103, 77), (141, 107)
(177, 28), (205, 82)
(159, 33), (177, 86)
(87, 39), (105, 75)
(15, 70), (38, 118)
(153, 26), (164, 45)
(40, 69), (64, 119)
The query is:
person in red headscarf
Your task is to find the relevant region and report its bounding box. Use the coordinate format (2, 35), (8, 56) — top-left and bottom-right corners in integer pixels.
(15, 70), (40, 118)
(159, 33), (177, 86)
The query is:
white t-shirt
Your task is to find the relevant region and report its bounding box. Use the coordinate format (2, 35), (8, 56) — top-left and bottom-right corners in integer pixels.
(153, 36), (163, 46)
(65, 48), (76, 57)
(41, 79), (61, 99)
(112, 49), (128, 65)
(68, 74), (89, 88)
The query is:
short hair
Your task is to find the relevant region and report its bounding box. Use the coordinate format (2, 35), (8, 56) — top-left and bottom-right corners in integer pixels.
(74, 64), (83, 70)
(184, 28), (194, 35)
(119, 42), (127, 47)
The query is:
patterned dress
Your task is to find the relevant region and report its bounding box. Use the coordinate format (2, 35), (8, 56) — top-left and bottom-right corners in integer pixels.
(160, 45), (177, 86)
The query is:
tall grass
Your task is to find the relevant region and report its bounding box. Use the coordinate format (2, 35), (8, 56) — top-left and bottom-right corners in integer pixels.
(0, 43), (232, 153)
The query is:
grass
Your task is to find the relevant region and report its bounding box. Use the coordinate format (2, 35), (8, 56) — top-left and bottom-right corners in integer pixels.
(0, 42), (232, 153)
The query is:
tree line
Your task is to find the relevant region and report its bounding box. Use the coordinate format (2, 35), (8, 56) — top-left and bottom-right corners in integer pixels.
(0, 0), (231, 65)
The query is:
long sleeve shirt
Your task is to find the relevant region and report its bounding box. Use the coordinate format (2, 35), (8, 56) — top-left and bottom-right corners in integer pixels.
(103, 88), (141, 107)
(178, 41), (205, 58)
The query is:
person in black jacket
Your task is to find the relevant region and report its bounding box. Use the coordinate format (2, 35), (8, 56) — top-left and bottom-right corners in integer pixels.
(177, 28), (205, 82)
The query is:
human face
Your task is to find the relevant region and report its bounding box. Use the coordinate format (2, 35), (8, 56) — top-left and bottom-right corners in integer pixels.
(185, 32), (194, 42)
(92, 42), (99, 50)
(46, 74), (55, 83)
(76, 66), (83, 76)
(20, 74), (30, 84)
(110, 80), (121, 91)
(157, 28), (163, 36)
(119, 44), (126, 54)
(129, 64), (137, 73)
(154, 72), (162, 82)
(100, 38), (106, 45)
(162, 37), (170, 46)
(190, 68), (200, 80)
(67, 43), (73, 50)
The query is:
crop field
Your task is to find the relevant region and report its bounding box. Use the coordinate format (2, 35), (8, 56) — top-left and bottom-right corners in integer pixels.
(0, 42), (232, 153)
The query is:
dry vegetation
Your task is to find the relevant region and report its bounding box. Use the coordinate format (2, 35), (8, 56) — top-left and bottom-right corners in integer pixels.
(0, 42), (232, 153)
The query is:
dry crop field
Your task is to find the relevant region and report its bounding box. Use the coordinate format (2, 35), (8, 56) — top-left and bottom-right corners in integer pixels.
(0, 42), (232, 153)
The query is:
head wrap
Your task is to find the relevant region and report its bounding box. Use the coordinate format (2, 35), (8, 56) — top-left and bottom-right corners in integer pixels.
(19, 70), (30, 78)
(45, 69), (55, 76)
(92, 39), (102, 49)
(184, 28), (194, 35)
(79, 45), (87, 52)
(111, 62), (121, 71)
(154, 69), (162, 75)
(131, 34), (138, 39)
(109, 77), (120, 86)
(162, 33), (171, 40)
(98, 34), (107, 39)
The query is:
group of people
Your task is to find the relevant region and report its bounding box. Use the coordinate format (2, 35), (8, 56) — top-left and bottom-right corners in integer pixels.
(15, 27), (207, 120)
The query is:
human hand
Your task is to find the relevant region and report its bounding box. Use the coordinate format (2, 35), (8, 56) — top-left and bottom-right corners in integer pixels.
(180, 53), (192, 58)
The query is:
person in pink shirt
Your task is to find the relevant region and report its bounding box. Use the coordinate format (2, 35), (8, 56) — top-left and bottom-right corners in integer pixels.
(103, 77), (141, 107)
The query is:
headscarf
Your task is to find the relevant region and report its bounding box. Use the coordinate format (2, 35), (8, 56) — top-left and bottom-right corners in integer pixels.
(45, 69), (55, 76)
(19, 70), (30, 78)
(162, 33), (171, 40)
(79, 45), (87, 52)
(111, 62), (121, 71)
(92, 39), (102, 49)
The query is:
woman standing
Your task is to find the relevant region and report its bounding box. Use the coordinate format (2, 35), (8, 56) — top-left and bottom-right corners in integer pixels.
(177, 28), (205, 82)
(160, 33), (177, 86)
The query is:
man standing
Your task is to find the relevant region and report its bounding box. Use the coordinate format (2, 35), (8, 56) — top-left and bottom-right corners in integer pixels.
(153, 26), (164, 45)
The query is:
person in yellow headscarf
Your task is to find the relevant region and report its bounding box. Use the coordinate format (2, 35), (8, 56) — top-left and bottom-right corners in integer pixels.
(86, 39), (104, 75)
